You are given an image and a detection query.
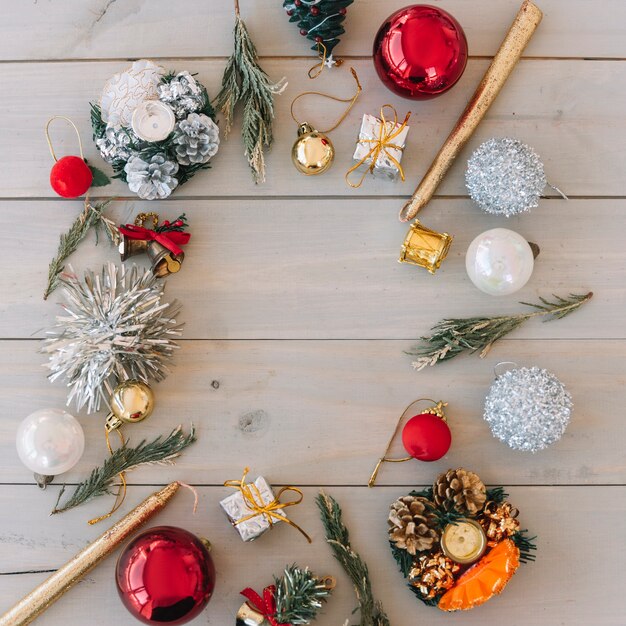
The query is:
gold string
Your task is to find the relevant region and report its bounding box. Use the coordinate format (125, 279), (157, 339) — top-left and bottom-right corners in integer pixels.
(224, 467), (312, 543)
(308, 41), (343, 79)
(88, 428), (127, 525)
(346, 105), (411, 188)
(368, 398), (445, 488)
(290, 67), (362, 133)
(45, 116), (85, 162)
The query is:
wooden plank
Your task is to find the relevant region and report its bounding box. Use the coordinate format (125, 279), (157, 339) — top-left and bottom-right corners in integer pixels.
(1, 339), (624, 485)
(0, 485), (624, 625)
(0, 59), (623, 198)
(0, 199), (616, 340)
(1, 0), (624, 61)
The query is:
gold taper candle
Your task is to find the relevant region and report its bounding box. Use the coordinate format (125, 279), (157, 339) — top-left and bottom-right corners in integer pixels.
(0, 482), (182, 626)
(399, 0), (543, 222)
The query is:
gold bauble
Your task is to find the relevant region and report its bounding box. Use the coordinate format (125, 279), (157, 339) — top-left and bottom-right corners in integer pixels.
(291, 123), (334, 175)
(110, 380), (155, 425)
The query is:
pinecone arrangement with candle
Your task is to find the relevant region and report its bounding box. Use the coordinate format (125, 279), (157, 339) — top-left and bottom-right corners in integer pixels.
(433, 468), (487, 516)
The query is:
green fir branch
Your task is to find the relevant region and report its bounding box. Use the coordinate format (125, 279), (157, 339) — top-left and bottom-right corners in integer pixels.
(44, 199), (117, 300)
(512, 530), (537, 564)
(408, 292), (593, 370)
(214, 4), (287, 184)
(51, 425), (196, 515)
(389, 542), (414, 578)
(316, 491), (390, 626)
(274, 564), (333, 625)
(486, 486), (509, 503)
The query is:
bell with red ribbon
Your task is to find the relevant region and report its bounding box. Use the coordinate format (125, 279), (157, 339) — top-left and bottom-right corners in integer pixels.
(119, 212), (191, 277)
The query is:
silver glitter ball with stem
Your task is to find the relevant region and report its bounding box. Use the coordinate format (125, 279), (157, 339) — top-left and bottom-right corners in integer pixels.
(465, 137), (548, 217)
(483, 365), (572, 452)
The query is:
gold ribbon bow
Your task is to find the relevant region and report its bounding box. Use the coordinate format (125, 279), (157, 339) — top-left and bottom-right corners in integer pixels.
(346, 105), (411, 188)
(224, 467), (312, 543)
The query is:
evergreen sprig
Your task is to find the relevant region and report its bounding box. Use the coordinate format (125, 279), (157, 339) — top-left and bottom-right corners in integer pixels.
(44, 199), (118, 300)
(214, 1), (287, 184)
(512, 530), (537, 563)
(316, 491), (390, 626)
(408, 292), (593, 370)
(51, 425), (196, 515)
(274, 564), (333, 625)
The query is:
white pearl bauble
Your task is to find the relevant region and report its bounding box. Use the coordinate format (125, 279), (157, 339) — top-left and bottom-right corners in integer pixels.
(16, 409), (85, 476)
(466, 228), (534, 296)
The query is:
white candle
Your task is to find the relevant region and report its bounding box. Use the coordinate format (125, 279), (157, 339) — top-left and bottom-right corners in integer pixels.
(441, 519), (487, 564)
(131, 100), (175, 142)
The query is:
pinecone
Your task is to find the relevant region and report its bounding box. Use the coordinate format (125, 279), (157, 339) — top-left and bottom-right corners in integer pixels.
(433, 469), (486, 517)
(409, 552), (460, 600)
(388, 495), (439, 555)
(95, 124), (134, 164)
(124, 153), (179, 200)
(478, 501), (520, 546)
(172, 113), (220, 166)
(158, 71), (207, 117)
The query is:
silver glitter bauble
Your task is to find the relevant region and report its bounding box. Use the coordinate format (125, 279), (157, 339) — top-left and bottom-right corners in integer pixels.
(124, 152), (179, 200)
(172, 113), (220, 166)
(483, 366), (572, 452)
(465, 138), (547, 217)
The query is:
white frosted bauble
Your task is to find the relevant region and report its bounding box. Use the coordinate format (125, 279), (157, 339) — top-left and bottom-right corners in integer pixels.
(465, 228), (534, 296)
(16, 409), (85, 476)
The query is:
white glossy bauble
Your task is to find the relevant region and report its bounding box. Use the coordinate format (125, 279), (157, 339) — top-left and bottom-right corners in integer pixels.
(466, 228), (534, 296)
(16, 409), (85, 476)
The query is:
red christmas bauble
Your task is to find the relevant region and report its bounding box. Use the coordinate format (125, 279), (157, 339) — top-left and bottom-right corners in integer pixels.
(116, 526), (215, 625)
(373, 4), (468, 100)
(50, 155), (93, 198)
(402, 412), (451, 461)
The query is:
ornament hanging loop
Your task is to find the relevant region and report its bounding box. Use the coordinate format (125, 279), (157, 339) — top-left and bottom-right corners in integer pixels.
(368, 398), (446, 487)
(493, 361), (518, 377)
(45, 116), (85, 162)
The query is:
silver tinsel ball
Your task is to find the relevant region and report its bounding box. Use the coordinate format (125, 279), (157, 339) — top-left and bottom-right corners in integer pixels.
(158, 71), (206, 117)
(483, 366), (572, 452)
(465, 137), (547, 217)
(42, 263), (182, 414)
(125, 152), (179, 200)
(172, 113), (220, 166)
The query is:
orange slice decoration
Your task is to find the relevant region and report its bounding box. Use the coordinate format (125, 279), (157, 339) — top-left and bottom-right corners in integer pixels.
(438, 539), (520, 611)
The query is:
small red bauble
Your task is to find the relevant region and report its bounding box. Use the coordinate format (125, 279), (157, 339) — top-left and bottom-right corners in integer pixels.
(402, 412), (451, 461)
(310, 6), (320, 15)
(373, 4), (468, 100)
(50, 155), (93, 198)
(339, 7), (347, 15)
(116, 526), (216, 625)
(300, 29), (308, 36)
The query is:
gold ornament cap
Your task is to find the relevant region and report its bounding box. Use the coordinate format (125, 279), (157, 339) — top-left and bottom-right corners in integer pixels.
(106, 380), (155, 432)
(291, 123), (335, 175)
(399, 220), (453, 274)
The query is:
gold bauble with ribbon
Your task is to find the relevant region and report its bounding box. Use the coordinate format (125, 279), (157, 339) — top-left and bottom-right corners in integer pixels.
(105, 380), (155, 432)
(291, 123), (335, 175)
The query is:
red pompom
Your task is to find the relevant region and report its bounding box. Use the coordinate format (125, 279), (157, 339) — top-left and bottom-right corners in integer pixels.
(402, 412), (452, 462)
(373, 5), (468, 100)
(50, 156), (93, 198)
(116, 526), (215, 625)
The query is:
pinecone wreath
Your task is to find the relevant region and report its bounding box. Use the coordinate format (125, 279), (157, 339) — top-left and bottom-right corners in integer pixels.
(172, 113), (220, 166)
(388, 495), (439, 555)
(408, 553), (460, 601)
(433, 469), (486, 516)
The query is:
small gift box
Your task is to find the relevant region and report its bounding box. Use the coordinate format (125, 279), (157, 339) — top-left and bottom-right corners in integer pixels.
(221, 468), (311, 543)
(349, 106), (411, 185)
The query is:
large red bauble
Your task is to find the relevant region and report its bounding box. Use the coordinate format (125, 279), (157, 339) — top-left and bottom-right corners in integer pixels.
(402, 412), (452, 461)
(373, 5), (468, 100)
(50, 155), (93, 198)
(116, 526), (215, 625)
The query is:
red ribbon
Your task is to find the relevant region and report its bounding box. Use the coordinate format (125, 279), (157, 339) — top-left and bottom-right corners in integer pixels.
(240, 585), (291, 626)
(118, 224), (190, 256)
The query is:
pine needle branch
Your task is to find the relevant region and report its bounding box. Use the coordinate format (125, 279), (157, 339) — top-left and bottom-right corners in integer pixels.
(316, 491), (390, 626)
(44, 198), (118, 300)
(274, 564), (333, 624)
(408, 292), (593, 370)
(51, 425), (196, 515)
(214, 12), (287, 184)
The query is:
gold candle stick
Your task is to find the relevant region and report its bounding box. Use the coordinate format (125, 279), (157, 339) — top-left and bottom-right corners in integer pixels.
(399, 0), (543, 222)
(0, 482), (182, 626)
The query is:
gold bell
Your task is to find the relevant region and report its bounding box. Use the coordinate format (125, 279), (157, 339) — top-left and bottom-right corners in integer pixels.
(119, 234), (148, 261)
(105, 379), (155, 433)
(399, 220), (453, 274)
(235, 602), (266, 626)
(146, 240), (184, 278)
(291, 123), (335, 175)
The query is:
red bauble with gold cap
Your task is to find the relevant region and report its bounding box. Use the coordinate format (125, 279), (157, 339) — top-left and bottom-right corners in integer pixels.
(402, 411), (452, 461)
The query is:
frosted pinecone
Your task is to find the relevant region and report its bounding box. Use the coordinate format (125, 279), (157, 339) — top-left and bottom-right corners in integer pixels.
(158, 71), (206, 117)
(124, 153), (179, 200)
(96, 124), (133, 163)
(172, 113), (220, 166)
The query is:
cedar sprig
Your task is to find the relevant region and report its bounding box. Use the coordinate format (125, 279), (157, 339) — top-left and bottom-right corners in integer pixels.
(274, 564), (333, 625)
(409, 292), (593, 370)
(316, 491), (390, 626)
(51, 425), (196, 515)
(512, 530), (537, 564)
(214, 0), (287, 184)
(44, 198), (118, 300)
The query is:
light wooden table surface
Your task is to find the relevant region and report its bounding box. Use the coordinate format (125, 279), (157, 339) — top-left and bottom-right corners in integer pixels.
(1, 1), (625, 624)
